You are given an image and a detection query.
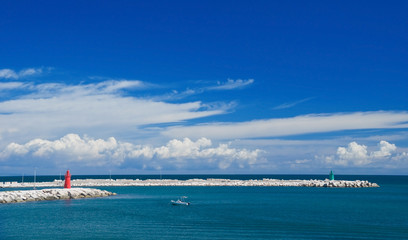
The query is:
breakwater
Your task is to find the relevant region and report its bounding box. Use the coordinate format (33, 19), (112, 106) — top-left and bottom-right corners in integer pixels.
(0, 178), (379, 188)
(0, 188), (116, 204)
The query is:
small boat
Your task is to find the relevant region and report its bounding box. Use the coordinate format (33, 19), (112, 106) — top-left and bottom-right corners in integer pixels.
(171, 196), (190, 206)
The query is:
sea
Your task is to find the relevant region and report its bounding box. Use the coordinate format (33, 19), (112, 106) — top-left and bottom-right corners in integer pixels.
(0, 175), (407, 240)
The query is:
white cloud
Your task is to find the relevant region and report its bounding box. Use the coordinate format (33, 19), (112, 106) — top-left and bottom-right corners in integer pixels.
(0, 134), (262, 170)
(207, 79), (254, 90)
(1, 72), (407, 174)
(163, 111), (408, 140)
(129, 137), (261, 169)
(155, 78), (255, 101)
(0, 82), (31, 91)
(0, 80), (228, 146)
(0, 69), (18, 79)
(27, 80), (145, 97)
(324, 140), (401, 167)
(391, 152), (408, 162)
(18, 68), (43, 77)
(231, 137), (408, 173)
(99, 80), (144, 92)
(273, 97), (314, 110)
(371, 140), (397, 158)
(0, 68), (43, 79)
(155, 88), (200, 101)
(336, 142), (370, 166)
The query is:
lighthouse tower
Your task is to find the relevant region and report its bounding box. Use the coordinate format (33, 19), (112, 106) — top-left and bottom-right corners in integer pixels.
(329, 170), (334, 181)
(64, 170), (71, 188)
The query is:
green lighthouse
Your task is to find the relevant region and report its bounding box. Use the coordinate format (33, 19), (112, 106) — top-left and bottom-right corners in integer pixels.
(329, 170), (334, 180)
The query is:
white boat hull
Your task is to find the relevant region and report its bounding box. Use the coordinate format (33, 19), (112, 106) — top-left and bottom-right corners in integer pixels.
(171, 200), (190, 206)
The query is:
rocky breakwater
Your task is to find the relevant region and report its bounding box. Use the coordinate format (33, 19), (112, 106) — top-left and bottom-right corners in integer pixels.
(69, 178), (379, 188)
(301, 179), (379, 188)
(0, 188), (116, 204)
(0, 178), (380, 188)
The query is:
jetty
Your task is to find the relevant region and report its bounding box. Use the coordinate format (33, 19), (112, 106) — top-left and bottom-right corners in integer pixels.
(0, 188), (116, 204)
(0, 178), (379, 188)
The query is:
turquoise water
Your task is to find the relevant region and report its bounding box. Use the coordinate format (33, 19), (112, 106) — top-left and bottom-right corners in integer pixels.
(1, 175), (407, 239)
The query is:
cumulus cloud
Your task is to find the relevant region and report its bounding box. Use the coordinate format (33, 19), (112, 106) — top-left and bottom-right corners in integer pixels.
(0, 134), (262, 170)
(0, 134), (121, 166)
(371, 140), (397, 158)
(335, 142), (370, 166)
(207, 79), (254, 90)
(163, 111), (408, 140)
(0, 68), (43, 79)
(324, 140), (403, 167)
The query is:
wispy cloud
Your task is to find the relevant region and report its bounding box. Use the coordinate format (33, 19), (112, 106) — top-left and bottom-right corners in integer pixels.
(2, 72), (407, 174)
(0, 69), (18, 79)
(0, 82), (31, 91)
(30, 80), (146, 97)
(0, 80), (229, 146)
(163, 111), (408, 140)
(273, 97), (314, 110)
(153, 78), (255, 101)
(0, 68), (43, 79)
(0, 134), (262, 170)
(207, 78), (254, 90)
(154, 88), (201, 101)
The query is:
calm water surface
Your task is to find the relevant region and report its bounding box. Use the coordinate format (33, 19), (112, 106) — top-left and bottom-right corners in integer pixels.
(0, 175), (407, 239)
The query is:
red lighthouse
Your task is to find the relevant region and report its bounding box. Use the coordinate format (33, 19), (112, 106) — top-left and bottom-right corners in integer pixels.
(64, 170), (71, 189)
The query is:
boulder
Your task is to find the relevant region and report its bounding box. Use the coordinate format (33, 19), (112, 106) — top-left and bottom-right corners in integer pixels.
(0, 188), (116, 204)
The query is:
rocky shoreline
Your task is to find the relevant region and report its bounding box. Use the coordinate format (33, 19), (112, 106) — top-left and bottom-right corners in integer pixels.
(0, 188), (116, 204)
(1, 178), (379, 188)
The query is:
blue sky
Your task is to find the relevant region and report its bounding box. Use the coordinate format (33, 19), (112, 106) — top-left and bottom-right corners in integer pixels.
(0, 1), (407, 175)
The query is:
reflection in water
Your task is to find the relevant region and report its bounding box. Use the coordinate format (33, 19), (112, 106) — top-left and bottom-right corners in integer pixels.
(64, 199), (72, 207)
